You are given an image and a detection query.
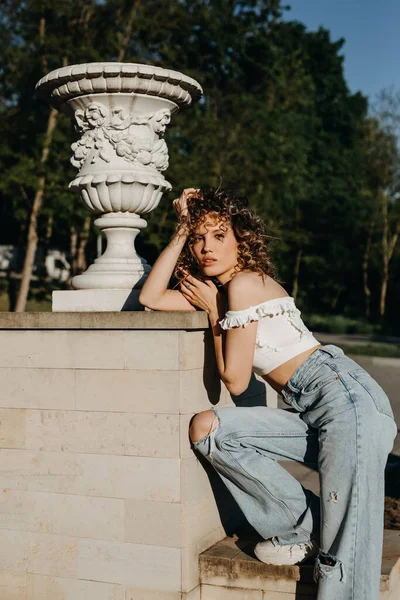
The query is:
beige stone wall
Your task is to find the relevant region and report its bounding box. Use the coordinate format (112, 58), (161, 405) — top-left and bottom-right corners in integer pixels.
(0, 314), (269, 599)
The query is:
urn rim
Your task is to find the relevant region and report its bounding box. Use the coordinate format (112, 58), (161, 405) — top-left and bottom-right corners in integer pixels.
(36, 62), (203, 110)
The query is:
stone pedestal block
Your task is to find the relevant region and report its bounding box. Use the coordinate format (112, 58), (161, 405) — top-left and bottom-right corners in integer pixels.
(52, 289), (143, 312)
(0, 312), (276, 600)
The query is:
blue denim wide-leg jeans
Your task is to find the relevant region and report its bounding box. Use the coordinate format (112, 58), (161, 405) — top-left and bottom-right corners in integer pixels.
(193, 345), (397, 600)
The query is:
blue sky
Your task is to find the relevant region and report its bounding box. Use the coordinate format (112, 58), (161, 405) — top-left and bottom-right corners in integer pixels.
(283, 0), (399, 102)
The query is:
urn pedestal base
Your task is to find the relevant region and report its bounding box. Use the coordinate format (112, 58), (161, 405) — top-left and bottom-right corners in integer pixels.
(52, 289), (143, 312)
(71, 213), (150, 292)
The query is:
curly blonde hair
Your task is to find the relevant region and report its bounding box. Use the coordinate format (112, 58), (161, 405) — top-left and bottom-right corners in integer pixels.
(174, 188), (275, 282)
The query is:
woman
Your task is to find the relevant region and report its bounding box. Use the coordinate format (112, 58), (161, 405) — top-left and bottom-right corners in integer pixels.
(139, 188), (397, 600)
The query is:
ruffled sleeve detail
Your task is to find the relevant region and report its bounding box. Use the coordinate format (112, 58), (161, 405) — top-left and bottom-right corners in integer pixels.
(219, 297), (298, 330)
(219, 307), (259, 330)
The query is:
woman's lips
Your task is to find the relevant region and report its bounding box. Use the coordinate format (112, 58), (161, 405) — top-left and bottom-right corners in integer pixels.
(202, 258), (217, 266)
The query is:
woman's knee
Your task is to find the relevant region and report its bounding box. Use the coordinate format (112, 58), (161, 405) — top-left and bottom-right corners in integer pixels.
(189, 410), (219, 443)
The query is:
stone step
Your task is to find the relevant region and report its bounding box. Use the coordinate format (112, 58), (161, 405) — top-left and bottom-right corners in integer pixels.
(199, 530), (400, 599)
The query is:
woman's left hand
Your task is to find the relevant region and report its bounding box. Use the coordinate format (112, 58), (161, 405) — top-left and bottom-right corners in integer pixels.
(180, 275), (220, 313)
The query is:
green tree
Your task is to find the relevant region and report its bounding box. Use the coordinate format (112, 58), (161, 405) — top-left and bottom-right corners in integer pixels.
(1, 0), (398, 329)
(370, 89), (400, 318)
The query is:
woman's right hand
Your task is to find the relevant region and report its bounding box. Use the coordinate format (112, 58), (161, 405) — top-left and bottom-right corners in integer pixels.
(172, 188), (199, 219)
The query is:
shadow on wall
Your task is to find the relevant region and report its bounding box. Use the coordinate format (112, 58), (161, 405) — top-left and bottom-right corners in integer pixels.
(195, 332), (269, 538)
(386, 453), (400, 499)
(202, 329), (268, 408)
(385, 454), (400, 530)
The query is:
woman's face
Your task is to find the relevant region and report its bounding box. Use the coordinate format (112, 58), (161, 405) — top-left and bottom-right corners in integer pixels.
(191, 215), (239, 283)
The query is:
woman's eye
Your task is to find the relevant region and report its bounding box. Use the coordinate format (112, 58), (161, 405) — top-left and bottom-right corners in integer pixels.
(216, 234), (224, 240)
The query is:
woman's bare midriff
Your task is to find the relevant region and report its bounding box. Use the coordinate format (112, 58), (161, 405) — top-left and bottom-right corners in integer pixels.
(262, 344), (322, 394)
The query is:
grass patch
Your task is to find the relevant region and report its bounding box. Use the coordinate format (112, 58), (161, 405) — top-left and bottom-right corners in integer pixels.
(339, 343), (400, 359)
(305, 313), (378, 335)
(0, 293), (52, 312)
(0, 280), (54, 312)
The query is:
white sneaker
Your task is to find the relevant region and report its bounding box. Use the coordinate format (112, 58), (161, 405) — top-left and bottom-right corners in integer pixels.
(254, 538), (318, 566)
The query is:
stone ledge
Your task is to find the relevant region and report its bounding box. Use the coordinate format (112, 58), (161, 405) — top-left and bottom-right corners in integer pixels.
(200, 531), (400, 596)
(0, 311), (210, 330)
(200, 537), (316, 595)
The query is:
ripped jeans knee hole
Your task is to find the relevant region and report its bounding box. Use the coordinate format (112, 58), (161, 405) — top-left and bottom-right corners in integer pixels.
(191, 415), (219, 460)
(314, 551), (346, 583)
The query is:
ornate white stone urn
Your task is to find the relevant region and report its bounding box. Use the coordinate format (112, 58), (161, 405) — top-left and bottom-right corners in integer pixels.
(36, 63), (202, 309)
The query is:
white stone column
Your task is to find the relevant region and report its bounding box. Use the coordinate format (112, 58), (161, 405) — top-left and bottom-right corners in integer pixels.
(35, 63), (202, 311)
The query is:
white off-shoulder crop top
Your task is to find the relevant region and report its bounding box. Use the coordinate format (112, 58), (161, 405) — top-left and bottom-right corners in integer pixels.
(219, 296), (319, 375)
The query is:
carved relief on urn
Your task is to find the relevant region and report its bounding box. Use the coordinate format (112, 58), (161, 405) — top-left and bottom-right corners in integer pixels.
(36, 63), (202, 294)
(69, 102), (172, 222)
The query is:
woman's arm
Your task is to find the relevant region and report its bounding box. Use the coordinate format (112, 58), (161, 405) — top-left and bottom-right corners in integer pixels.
(209, 275), (259, 395)
(180, 272), (259, 395)
(139, 226), (196, 311)
(139, 189), (197, 311)
(207, 311), (257, 396)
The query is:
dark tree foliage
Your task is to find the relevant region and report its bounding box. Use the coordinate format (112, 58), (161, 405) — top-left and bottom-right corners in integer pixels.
(0, 0), (398, 328)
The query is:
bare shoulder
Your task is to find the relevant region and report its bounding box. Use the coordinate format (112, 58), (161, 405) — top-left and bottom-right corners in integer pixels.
(228, 271), (288, 311)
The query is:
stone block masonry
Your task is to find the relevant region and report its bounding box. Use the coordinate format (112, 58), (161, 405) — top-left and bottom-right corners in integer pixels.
(0, 311), (275, 600)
